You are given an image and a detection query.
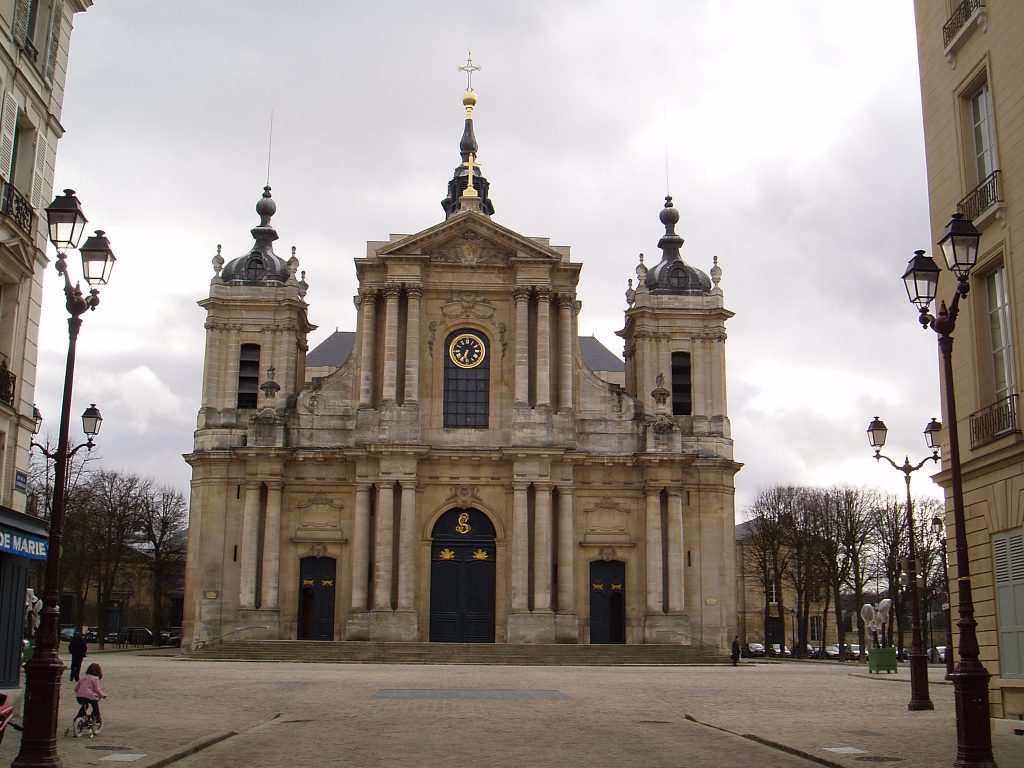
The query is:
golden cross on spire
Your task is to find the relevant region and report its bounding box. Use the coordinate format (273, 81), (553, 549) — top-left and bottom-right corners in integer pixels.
(458, 51), (481, 91)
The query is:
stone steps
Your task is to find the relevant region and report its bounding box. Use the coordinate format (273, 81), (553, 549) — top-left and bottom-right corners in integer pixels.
(188, 640), (729, 666)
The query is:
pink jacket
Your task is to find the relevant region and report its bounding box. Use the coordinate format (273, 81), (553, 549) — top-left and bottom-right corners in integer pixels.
(74, 674), (104, 701)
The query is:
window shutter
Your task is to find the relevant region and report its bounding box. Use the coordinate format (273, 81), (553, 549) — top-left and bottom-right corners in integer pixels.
(12, 0), (31, 47)
(44, 0), (64, 83)
(0, 92), (19, 183)
(993, 530), (1024, 678)
(30, 129), (47, 209)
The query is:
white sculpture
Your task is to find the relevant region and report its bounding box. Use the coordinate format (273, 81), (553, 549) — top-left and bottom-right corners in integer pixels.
(861, 598), (894, 647)
(25, 588), (42, 637)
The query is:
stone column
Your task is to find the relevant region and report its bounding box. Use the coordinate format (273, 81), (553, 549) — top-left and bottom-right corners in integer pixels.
(666, 491), (684, 612)
(556, 486), (575, 612)
(404, 285), (422, 404)
(200, 322), (221, 408)
(397, 481), (417, 610)
(645, 488), (663, 614)
(259, 481), (283, 609)
(222, 324), (240, 406)
(511, 482), (530, 611)
(558, 295), (575, 412)
(533, 483), (553, 612)
(350, 484), (371, 610)
(239, 482), (261, 609)
(513, 287), (530, 405)
(373, 481), (395, 610)
(536, 287), (551, 407)
(381, 283), (401, 404)
(357, 288), (377, 408)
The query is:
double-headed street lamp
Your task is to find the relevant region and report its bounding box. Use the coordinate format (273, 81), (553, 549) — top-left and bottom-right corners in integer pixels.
(14, 190), (114, 768)
(931, 513), (956, 680)
(901, 212), (995, 767)
(30, 403), (104, 490)
(866, 415), (941, 711)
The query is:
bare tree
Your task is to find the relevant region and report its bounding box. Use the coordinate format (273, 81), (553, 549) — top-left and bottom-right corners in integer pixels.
(874, 494), (909, 650)
(744, 486), (799, 655)
(810, 486), (852, 658)
(780, 488), (820, 658)
(138, 485), (188, 640)
(839, 486), (878, 661)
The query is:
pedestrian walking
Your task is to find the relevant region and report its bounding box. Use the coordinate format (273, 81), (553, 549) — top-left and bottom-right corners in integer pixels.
(68, 631), (87, 682)
(731, 635), (741, 666)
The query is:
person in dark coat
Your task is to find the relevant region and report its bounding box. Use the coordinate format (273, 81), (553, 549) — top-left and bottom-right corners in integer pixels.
(68, 631), (88, 682)
(731, 635), (741, 666)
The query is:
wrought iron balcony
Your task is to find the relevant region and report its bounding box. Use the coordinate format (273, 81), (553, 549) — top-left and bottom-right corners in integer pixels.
(943, 0), (985, 48)
(969, 393), (1019, 449)
(0, 362), (14, 407)
(957, 171), (1002, 223)
(1, 181), (34, 234)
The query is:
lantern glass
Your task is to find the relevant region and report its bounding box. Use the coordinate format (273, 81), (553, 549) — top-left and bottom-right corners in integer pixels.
(931, 515), (944, 538)
(79, 230), (116, 287)
(938, 212), (981, 278)
(44, 189), (87, 252)
(32, 405), (42, 435)
(924, 417), (942, 451)
(902, 250), (940, 311)
(867, 417), (888, 449)
(81, 404), (102, 437)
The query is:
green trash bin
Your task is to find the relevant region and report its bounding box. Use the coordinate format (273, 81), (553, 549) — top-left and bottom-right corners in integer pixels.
(868, 646), (898, 673)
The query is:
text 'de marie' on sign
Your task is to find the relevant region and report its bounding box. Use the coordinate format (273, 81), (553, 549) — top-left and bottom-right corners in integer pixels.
(0, 524), (48, 560)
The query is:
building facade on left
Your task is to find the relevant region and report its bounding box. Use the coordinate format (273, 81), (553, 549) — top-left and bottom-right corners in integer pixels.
(0, 0), (92, 689)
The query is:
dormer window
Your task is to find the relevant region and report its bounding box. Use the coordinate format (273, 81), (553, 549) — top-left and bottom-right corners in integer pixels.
(246, 256), (266, 281)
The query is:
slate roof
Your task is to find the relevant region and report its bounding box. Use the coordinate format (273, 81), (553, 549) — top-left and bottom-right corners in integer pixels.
(305, 331), (623, 373)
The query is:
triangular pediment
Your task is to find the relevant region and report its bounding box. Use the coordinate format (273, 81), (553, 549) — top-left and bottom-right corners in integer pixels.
(375, 210), (565, 266)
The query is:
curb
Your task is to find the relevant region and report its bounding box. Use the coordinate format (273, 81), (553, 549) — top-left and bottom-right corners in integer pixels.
(683, 713), (845, 768)
(144, 730), (237, 768)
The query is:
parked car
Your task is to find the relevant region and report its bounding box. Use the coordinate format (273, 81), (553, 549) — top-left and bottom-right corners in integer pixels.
(82, 629), (97, 642)
(59, 627), (75, 642)
(742, 642), (766, 658)
(118, 627), (154, 645)
(845, 644), (862, 660)
(159, 629), (182, 647)
(823, 644), (841, 659)
(932, 646), (948, 663)
(769, 643), (790, 657)
(802, 644), (820, 659)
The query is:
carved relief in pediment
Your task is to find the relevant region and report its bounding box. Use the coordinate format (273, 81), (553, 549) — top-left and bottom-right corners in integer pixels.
(582, 497), (634, 545)
(440, 293), (497, 322)
(296, 494), (344, 530)
(431, 233), (509, 266)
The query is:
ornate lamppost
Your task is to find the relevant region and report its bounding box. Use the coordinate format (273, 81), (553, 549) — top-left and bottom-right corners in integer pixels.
(14, 190), (114, 768)
(866, 415), (941, 711)
(931, 514), (956, 680)
(900, 212), (995, 767)
(30, 403), (103, 497)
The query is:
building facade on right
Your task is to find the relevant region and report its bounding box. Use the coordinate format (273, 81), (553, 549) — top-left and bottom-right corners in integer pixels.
(914, 0), (1024, 729)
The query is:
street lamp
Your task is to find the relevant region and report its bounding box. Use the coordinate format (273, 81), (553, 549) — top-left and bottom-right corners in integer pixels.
(30, 403), (104, 479)
(931, 514), (956, 680)
(14, 190), (114, 768)
(866, 416), (937, 711)
(901, 212), (995, 767)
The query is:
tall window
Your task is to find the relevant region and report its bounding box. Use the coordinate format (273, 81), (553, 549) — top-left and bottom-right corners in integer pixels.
(970, 82), (996, 184)
(443, 329), (489, 428)
(810, 614), (823, 642)
(237, 344), (260, 409)
(766, 582), (778, 603)
(993, 528), (1024, 679)
(985, 267), (1014, 402)
(671, 351), (691, 416)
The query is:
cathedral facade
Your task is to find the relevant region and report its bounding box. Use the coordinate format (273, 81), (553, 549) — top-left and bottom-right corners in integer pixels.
(182, 86), (740, 650)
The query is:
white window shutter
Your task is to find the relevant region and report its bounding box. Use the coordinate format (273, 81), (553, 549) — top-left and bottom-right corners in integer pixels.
(30, 129), (47, 209)
(993, 530), (1024, 678)
(0, 92), (18, 183)
(44, 0), (65, 83)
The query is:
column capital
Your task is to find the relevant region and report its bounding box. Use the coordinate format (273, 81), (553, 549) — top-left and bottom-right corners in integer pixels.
(383, 282), (402, 300)
(512, 481), (530, 493)
(513, 286), (532, 303)
(358, 286), (378, 303)
(533, 481), (554, 493)
(406, 284), (424, 300)
(399, 479), (418, 491)
(535, 286), (552, 302)
(266, 480), (284, 492)
(557, 294), (577, 310)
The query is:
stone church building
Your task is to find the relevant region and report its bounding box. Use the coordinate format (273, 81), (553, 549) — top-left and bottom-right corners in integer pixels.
(182, 85), (740, 651)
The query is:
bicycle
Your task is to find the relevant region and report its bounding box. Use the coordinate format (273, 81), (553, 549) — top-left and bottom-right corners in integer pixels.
(72, 707), (103, 738)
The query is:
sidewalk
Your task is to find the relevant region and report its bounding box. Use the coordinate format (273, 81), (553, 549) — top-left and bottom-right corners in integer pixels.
(0, 652), (1019, 767)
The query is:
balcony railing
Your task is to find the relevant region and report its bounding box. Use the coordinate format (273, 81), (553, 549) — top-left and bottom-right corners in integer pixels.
(0, 362), (15, 407)
(943, 0), (985, 48)
(957, 170), (1002, 222)
(969, 393), (1019, 449)
(1, 181), (34, 234)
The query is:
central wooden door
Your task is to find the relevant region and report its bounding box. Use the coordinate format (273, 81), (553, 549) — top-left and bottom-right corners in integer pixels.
(589, 560), (626, 643)
(297, 556), (336, 640)
(429, 508), (496, 643)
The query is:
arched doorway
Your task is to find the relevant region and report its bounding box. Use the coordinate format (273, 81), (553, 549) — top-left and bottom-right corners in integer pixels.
(589, 560), (626, 643)
(429, 508), (496, 642)
(297, 556), (336, 640)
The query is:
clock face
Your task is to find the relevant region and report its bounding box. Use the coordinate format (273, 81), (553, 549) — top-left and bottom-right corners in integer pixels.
(449, 332), (486, 369)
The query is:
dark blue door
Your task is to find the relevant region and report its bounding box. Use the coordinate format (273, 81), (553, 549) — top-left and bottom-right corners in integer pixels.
(429, 508), (495, 642)
(589, 560), (625, 643)
(297, 557), (336, 640)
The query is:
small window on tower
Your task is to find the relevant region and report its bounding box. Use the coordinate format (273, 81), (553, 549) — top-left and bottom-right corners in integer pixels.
(246, 256), (266, 281)
(671, 351), (691, 416)
(237, 344), (260, 409)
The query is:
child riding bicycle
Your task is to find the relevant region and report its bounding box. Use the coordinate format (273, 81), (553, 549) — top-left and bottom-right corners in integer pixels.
(73, 663), (106, 725)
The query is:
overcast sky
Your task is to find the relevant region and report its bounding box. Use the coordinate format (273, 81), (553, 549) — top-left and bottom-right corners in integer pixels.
(35, 1), (943, 517)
